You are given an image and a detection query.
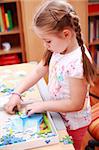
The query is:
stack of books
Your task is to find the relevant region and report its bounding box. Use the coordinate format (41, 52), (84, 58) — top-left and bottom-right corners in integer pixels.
(0, 54), (21, 65)
(88, 3), (99, 43)
(0, 4), (13, 32)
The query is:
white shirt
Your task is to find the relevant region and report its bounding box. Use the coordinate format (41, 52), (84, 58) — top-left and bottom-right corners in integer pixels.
(48, 47), (91, 130)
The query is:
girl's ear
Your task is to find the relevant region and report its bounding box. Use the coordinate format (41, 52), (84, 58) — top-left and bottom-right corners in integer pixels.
(63, 29), (71, 39)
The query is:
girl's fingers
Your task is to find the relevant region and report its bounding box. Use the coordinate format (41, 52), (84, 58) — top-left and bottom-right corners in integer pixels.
(17, 104), (21, 111)
(26, 109), (32, 116)
(4, 104), (8, 111)
(5, 105), (15, 114)
(9, 105), (16, 114)
(4, 104), (10, 113)
(26, 104), (31, 109)
(26, 105), (31, 111)
(4, 103), (19, 114)
(27, 109), (34, 116)
(26, 104), (34, 116)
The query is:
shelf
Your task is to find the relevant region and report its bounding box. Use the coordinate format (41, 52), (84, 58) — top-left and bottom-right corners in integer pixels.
(0, 27), (20, 35)
(89, 40), (99, 46)
(89, 12), (99, 17)
(0, 0), (16, 4)
(0, 0), (26, 64)
(97, 68), (99, 75)
(88, 2), (99, 5)
(0, 47), (22, 55)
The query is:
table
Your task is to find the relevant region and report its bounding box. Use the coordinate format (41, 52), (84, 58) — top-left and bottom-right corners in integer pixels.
(0, 63), (74, 150)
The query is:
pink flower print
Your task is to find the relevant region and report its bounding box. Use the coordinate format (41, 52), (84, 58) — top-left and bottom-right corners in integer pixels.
(65, 119), (70, 130)
(57, 69), (64, 81)
(54, 66), (57, 71)
(84, 117), (87, 121)
(55, 85), (61, 93)
(57, 74), (63, 81)
(52, 90), (57, 97)
(66, 70), (69, 75)
(67, 125), (71, 130)
(62, 65), (65, 71)
(71, 65), (75, 70)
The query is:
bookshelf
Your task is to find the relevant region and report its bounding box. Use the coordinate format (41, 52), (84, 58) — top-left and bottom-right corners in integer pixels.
(88, 1), (99, 105)
(88, 1), (99, 72)
(0, 0), (26, 65)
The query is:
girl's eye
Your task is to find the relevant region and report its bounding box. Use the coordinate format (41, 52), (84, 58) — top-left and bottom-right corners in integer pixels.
(46, 41), (51, 43)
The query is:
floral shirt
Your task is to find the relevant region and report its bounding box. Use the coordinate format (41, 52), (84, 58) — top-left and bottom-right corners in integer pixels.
(48, 47), (91, 130)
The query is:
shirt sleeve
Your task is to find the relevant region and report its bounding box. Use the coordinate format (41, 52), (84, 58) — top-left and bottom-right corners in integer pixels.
(67, 58), (84, 79)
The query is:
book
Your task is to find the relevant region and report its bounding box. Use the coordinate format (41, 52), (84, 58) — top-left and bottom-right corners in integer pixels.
(89, 0), (99, 3)
(0, 54), (20, 65)
(1, 5), (7, 31)
(90, 21), (94, 42)
(7, 10), (13, 30)
(96, 19), (99, 39)
(5, 13), (10, 30)
(0, 18), (1, 32)
(0, 6), (5, 32)
(97, 50), (99, 69)
(88, 4), (99, 14)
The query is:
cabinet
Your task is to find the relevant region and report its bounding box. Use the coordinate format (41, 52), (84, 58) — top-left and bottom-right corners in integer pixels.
(20, 0), (44, 62)
(88, 1), (99, 105)
(0, 0), (26, 65)
(88, 1), (99, 72)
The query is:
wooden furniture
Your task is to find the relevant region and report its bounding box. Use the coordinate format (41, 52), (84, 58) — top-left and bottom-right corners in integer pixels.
(20, 0), (88, 62)
(0, 0), (26, 65)
(88, 1), (99, 105)
(90, 75), (99, 106)
(81, 130), (99, 150)
(88, 1), (99, 71)
(20, 0), (44, 62)
(0, 63), (74, 150)
(81, 103), (99, 150)
(33, 130), (75, 150)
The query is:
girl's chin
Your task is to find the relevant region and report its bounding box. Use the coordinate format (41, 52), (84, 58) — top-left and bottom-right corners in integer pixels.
(48, 49), (61, 53)
(48, 49), (53, 52)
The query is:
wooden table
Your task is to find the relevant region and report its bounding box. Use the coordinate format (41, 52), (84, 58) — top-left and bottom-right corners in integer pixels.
(0, 63), (74, 150)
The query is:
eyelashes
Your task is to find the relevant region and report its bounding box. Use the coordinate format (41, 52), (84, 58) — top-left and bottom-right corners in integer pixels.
(46, 41), (51, 43)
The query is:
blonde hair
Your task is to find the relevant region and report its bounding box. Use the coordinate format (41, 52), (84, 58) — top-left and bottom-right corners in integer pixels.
(33, 0), (96, 85)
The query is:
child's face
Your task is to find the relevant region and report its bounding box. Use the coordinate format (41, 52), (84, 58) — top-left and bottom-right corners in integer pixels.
(34, 27), (70, 53)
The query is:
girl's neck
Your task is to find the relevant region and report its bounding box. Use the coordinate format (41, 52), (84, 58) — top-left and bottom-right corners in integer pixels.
(61, 37), (79, 55)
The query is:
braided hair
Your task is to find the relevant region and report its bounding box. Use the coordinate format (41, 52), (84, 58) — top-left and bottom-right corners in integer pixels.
(71, 15), (96, 85)
(33, 0), (96, 85)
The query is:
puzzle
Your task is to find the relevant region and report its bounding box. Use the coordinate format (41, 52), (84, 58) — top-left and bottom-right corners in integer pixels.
(0, 63), (59, 150)
(0, 110), (59, 150)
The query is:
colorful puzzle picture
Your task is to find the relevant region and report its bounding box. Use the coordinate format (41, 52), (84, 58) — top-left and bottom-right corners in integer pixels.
(0, 63), (59, 150)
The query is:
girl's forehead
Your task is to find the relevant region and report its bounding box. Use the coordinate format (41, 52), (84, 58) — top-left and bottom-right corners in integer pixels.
(34, 27), (55, 39)
(33, 26), (66, 40)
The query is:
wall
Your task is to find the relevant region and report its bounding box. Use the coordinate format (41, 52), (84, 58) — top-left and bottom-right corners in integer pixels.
(21, 0), (44, 62)
(21, 0), (88, 62)
(69, 0), (88, 45)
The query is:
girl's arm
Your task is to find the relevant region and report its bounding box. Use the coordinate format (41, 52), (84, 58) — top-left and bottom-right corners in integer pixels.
(26, 78), (87, 116)
(4, 60), (48, 114)
(15, 60), (48, 94)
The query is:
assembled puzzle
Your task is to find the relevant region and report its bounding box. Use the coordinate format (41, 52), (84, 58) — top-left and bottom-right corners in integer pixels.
(0, 63), (59, 150)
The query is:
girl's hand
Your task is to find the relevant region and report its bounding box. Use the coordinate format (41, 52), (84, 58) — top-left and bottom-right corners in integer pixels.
(26, 102), (45, 116)
(4, 94), (21, 114)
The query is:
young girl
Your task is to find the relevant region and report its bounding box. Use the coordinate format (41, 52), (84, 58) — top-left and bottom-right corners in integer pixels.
(5, 0), (96, 149)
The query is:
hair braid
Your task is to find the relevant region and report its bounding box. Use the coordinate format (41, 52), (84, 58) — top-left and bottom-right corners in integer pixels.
(43, 50), (53, 66)
(72, 16), (96, 85)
